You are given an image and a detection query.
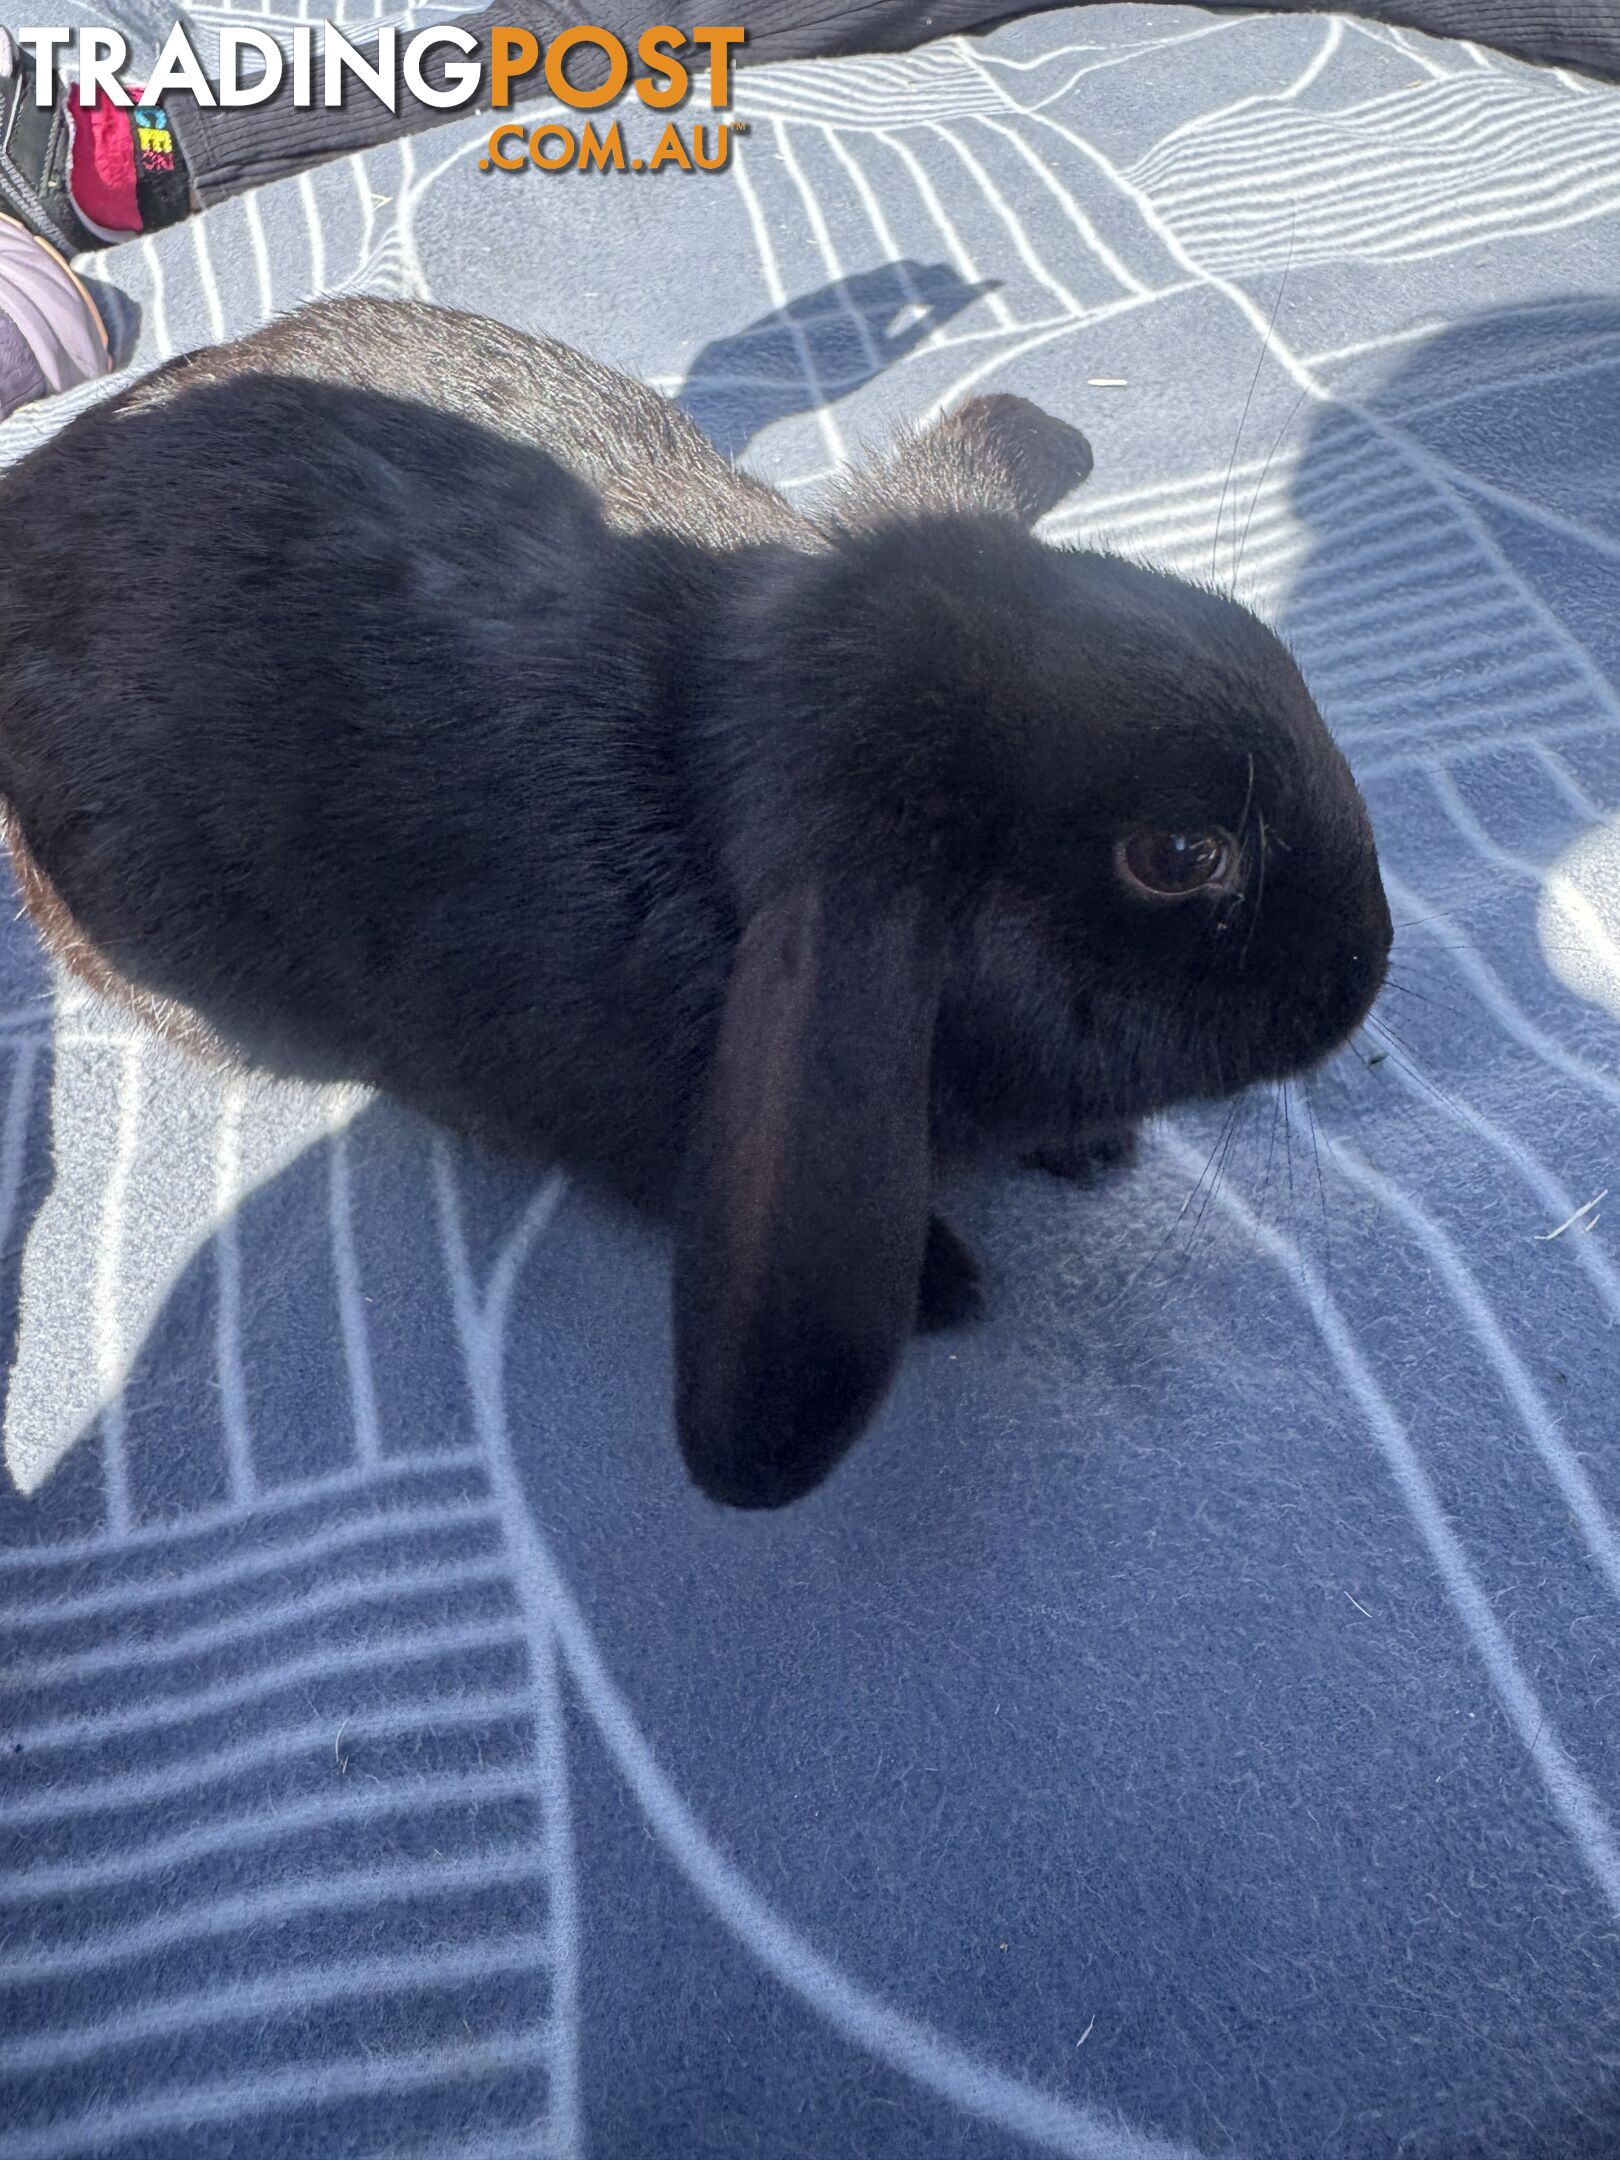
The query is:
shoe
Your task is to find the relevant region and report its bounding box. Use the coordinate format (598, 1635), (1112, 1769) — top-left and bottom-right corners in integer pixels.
(0, 30), (97, 256)
(0, 210), (111, 420)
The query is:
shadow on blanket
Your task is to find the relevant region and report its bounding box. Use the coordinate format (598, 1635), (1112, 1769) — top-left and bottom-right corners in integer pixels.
(676, 258), (996, 455)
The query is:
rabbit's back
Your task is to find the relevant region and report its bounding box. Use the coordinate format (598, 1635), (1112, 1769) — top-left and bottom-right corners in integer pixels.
(0, 355), (738, 1200)
(125, 297), (812, 550)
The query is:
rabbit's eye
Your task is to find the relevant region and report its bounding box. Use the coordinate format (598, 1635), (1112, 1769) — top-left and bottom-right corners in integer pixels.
(1116, 828), (1235, 899)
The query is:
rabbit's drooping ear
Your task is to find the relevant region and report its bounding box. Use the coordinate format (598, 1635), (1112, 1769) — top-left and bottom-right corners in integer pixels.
(673, 885), (941, 1509)
(830, 394), (1093, 532)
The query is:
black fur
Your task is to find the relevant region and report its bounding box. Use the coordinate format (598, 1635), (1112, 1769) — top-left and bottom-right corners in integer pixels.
(0, 298), (1390, 1507)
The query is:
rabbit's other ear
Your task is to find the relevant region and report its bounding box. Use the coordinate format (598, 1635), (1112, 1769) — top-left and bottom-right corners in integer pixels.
(830, 394), (1093, 532)
(673, 884), (941, 1509)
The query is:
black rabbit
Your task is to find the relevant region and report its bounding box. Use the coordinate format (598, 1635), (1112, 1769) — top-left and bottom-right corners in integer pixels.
(0, 297), (1391, 1507)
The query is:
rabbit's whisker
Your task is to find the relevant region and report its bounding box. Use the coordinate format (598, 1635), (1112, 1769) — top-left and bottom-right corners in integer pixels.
(1234, 382), (1310, 599)
(1379, 975), (1456, 1015)
(1361, 1015), (1465, 1122)
(1240, 805), (1269, 969)
(1303, 1079), (1334, 1289)
(1211, 204), (1296, 595)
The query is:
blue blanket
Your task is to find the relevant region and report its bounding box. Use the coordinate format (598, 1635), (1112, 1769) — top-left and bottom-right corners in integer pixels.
(3, 8), (1620, 2156)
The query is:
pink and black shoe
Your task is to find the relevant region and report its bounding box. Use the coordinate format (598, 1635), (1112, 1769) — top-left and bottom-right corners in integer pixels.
(1, 28), (192, 255)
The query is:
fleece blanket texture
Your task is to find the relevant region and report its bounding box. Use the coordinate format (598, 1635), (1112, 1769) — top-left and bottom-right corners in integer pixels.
(1, 7), (1619, 2157)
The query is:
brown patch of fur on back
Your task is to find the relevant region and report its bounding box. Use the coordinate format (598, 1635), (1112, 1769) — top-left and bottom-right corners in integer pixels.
(1, 807), (242, 1068)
